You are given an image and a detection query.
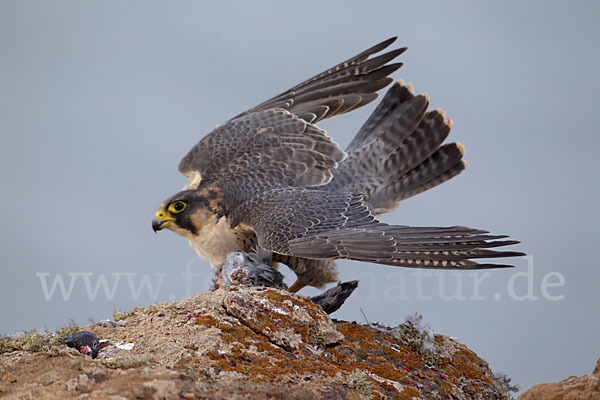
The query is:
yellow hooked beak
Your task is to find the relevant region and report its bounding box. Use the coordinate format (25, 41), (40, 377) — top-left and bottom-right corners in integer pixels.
(152, 210), (175, 232)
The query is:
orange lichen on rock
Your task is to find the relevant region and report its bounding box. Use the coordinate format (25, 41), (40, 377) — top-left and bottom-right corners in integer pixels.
(0, 286), (514, 399)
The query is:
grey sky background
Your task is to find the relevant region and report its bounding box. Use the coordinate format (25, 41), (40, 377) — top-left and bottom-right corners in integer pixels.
(1, 0), (599, 394)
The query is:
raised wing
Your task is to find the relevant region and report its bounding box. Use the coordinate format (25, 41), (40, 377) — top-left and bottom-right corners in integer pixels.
(236, 188), (524, 269)
(319, 81), (467, 213)
(178, 109), (346, 192)
(178, 38), (405, 188)
(235, 37), (405, 124)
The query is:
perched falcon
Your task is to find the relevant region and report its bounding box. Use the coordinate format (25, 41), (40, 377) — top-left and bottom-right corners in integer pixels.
(152, 37), (524, 293)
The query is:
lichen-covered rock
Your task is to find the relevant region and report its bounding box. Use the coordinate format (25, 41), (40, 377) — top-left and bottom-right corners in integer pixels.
(519, 358), (600, 400)
(0, 286), (512, 399)
(223, 287), (343, 350)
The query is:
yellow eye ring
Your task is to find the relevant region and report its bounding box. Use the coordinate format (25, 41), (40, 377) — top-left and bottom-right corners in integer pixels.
(168, 201), (187, 214)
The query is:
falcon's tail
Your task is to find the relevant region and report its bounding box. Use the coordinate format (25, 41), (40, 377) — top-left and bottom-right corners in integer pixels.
(321, 81), (466, 214)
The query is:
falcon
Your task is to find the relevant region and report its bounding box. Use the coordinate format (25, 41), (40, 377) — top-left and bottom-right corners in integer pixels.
(152, 37), (524, 293)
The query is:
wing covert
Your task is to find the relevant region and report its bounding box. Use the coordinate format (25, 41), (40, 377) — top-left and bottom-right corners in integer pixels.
(179, 110), (346, 193)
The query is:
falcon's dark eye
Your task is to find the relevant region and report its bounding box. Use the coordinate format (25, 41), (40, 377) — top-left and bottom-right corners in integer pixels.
(169, 201), (187, 213)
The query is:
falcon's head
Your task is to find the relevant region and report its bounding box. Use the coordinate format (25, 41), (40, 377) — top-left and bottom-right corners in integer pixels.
(152, 186), (225, 238)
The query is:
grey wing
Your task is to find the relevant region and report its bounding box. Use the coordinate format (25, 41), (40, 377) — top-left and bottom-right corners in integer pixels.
(179, 110), (346, 192)
(237, 188), (524, 270)
(319, 81), (466, 214)
(178, 38), (405, 188)
(234, 37), (405, 124)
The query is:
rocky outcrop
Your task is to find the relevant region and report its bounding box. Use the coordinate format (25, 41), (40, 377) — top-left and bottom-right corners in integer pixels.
(1, 286), (513, 399)
(519, 359), (600, 400)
